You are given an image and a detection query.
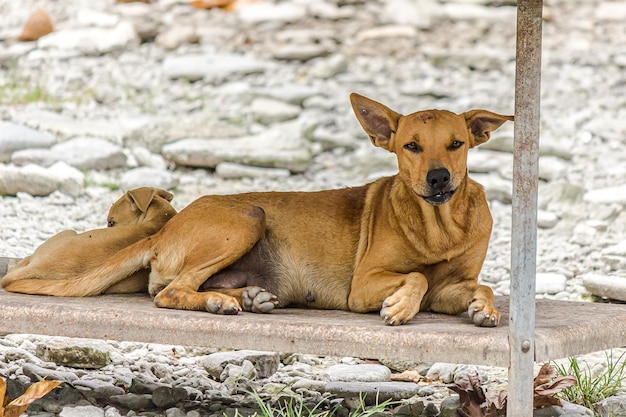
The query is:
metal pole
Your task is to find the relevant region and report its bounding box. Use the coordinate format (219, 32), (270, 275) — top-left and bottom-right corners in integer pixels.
(508, 0), (543, 416)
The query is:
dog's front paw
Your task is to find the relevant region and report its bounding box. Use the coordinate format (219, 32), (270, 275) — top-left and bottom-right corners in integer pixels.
(206, 294), (242, 315)
(242, 286), (278, 313)
(468, 299), (500, 327)
(379, 295), (419, 326)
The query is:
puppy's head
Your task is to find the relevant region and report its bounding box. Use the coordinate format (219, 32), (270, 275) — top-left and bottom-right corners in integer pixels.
(107, 187), (177, 229)
(350, 93), (513, 206)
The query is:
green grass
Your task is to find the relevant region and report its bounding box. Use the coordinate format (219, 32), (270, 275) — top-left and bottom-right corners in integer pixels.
(553, 350), (626, 413)
(232, 391), (395, 417)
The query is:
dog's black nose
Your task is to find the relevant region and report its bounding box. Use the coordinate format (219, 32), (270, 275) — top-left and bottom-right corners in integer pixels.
(427, 168), (450, 190)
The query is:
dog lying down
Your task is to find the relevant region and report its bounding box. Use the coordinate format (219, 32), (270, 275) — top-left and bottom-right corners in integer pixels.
(1, 187), (177, 296)
(2, 93), (513, 327)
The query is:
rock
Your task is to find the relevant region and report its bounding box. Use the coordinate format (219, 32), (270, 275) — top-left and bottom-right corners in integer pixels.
(537, 210), (560, 228)
(151, 386), (188, 408)
(162, 129), (312, 173)
(308, 54), (348, 79)
(18, 9), (53, 42)
(536, 273), (567, 294)
(237, 3), (307, 24)
(13, 137), (127, 170)
(582, 274), (626, 302)
(119, 167), (178, 191)
(356, 25), (418, 42)
(110, 393), (153, 411)
(38, 21), (139, 54)
(162, 53), (268, 83)
(215, 162), (291, 179)
(594, 395), (626, 416)
(595, 2), (626, 21)
(202, 350), (280, 380)
(155, 27), (199, 50)
(0, 121), (56, 161)
(251, 97), (301, 124)
(272, 44), (333, 61)
(319, 364), (391, 382)
(323, 381), (421, 405)
(59, 405), (105, 417)
(35, 338), (111, 369)
(583, 185), (626, 205)
(467, 150), (512, 174)
(0, 162), (84, 197)
(254, 84), (320, 105)
(382, 0), (439, 28)
(22, 363), (79, 383)
(72, 379), (125, 398)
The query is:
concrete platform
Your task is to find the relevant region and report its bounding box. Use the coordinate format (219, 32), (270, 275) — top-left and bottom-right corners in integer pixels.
(1, 286), (625, 367)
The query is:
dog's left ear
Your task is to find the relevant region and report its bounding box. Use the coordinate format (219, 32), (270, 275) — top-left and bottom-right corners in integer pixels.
(350, 93), (402, 152)
(463, 110), (514, 147)
(126, 187), (157, 213)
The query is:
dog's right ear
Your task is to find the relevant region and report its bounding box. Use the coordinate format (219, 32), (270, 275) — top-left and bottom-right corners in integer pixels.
(126, 187), (157, 213)
(155, 189), (174, 202)
(350, 93), (402, 152)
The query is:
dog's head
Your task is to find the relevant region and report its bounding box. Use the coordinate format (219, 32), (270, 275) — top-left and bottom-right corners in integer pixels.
(107, 187), (177, 229)
(350, 93), (513, 206)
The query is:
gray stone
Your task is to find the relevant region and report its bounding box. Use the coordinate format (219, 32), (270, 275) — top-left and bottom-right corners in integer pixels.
(72, 379), (125, 398)
(356, 25), (419, 42)
(0, 121), (56, 161)
(272, 44), (333, 61)
(22, 363), (79, 383)
(162, 129), (312, 173)
(319, 364), (391, 382)
(162, 53), (268, 83)
(254, 85), (320, 105)
(467, 150), (513, 174)
(59, 405), (105, 417)
(582, 274), (626, 302)
(595, 2), (626, 21)
(202, 350), (280, 380)
(308, 54), (348, 79)
(382, 0), (438, 28)
(594, 395), (626, 416)
(151, 386), (188, 408)
(110, 393), (153, 411)
(323, 381), (421, 405)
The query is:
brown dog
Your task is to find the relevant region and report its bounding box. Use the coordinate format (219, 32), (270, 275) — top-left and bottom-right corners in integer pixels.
(31, 93), (512, 326)
(0, 187), (177, 296)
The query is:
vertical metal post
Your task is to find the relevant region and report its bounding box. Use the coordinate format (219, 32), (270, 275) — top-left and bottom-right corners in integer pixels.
(508, 0), (543, 416)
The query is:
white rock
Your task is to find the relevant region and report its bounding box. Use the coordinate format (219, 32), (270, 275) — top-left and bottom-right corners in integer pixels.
(467, 150), (512, 174)
(0, 163), (82, 197)
(0, 121), (56, 161)
(215, 162), (291, 179)
(119, 167), (178, 191)
(356, 25), (418, 42)
(237, 3), (307, 24)
(308, 54), (348, 79)
(76, 9), (120, 28)
(582, 274), (626, 302)
(48, 162), (85, 197)
(382, 0), (439, 28)
(155, 26), (198, 50)
(272, 44), (333, 61)
(595, 2), (626, 21)
(537, 210), (559, 229)
(583, 185), (626, 205)
(59, 405), (105, 417)
(38, 21), (139, 55)
(162, 53), (268, 83)
(320, 364), (391, 383)
(535, 273), (567, 294)
(250, 98), (301, 124)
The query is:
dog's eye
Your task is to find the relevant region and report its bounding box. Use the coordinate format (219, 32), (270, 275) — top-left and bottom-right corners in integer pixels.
(449, 140), (465, 150)
(404, 142), (422, 153)
(107, 220), (116, 227)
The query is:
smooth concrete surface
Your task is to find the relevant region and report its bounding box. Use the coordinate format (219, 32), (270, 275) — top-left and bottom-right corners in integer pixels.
(1, 288), (625, 367)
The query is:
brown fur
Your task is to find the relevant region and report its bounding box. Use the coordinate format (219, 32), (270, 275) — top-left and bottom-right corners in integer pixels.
(0, 187), (177, 296)
(7, 94), (512, 326)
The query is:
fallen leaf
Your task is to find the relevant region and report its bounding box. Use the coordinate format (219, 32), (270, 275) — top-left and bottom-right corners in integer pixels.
(4, 380), (61, 417)
(191, 0), (235, 9)
(390, 370), (424, 383)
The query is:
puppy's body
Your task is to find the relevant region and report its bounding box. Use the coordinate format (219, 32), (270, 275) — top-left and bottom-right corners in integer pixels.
(62, 93), (512, 326)
(1, 187), (176, 296)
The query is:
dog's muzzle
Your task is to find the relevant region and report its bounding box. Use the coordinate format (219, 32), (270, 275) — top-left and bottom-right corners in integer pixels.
(420, 168), (456, 206)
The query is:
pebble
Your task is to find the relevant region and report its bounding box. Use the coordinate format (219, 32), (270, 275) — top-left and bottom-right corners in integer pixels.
(0, 0), (624, 415)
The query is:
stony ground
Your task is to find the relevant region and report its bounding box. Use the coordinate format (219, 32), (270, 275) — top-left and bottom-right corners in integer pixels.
(0, 0), (625, 416)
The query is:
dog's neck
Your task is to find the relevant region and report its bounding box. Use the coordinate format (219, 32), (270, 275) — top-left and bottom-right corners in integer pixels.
(389, 173), (475, 253)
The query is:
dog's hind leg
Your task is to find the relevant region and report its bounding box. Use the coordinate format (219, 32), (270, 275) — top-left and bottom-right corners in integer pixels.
(151, 201), (274, 314)
(426, 281), (500, 327)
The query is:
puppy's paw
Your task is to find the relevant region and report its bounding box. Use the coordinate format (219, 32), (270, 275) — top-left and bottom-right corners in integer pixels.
(379, 295), (419, 326)
(468, 299), (500, 327)
(242, 286), (278, 313)
(206, 294), (242, 315)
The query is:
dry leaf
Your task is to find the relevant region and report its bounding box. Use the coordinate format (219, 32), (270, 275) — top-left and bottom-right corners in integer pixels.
(533, 362), (556, 387)
(191, 0), (235, 9)
(1, 377), (7, 408)
(390, 370), (424, 383)
(18, 9), (53, 42)
(4, 380), (61, 417)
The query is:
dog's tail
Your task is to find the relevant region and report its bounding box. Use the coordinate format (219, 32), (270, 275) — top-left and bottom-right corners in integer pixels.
(1, 237), (154, 297)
